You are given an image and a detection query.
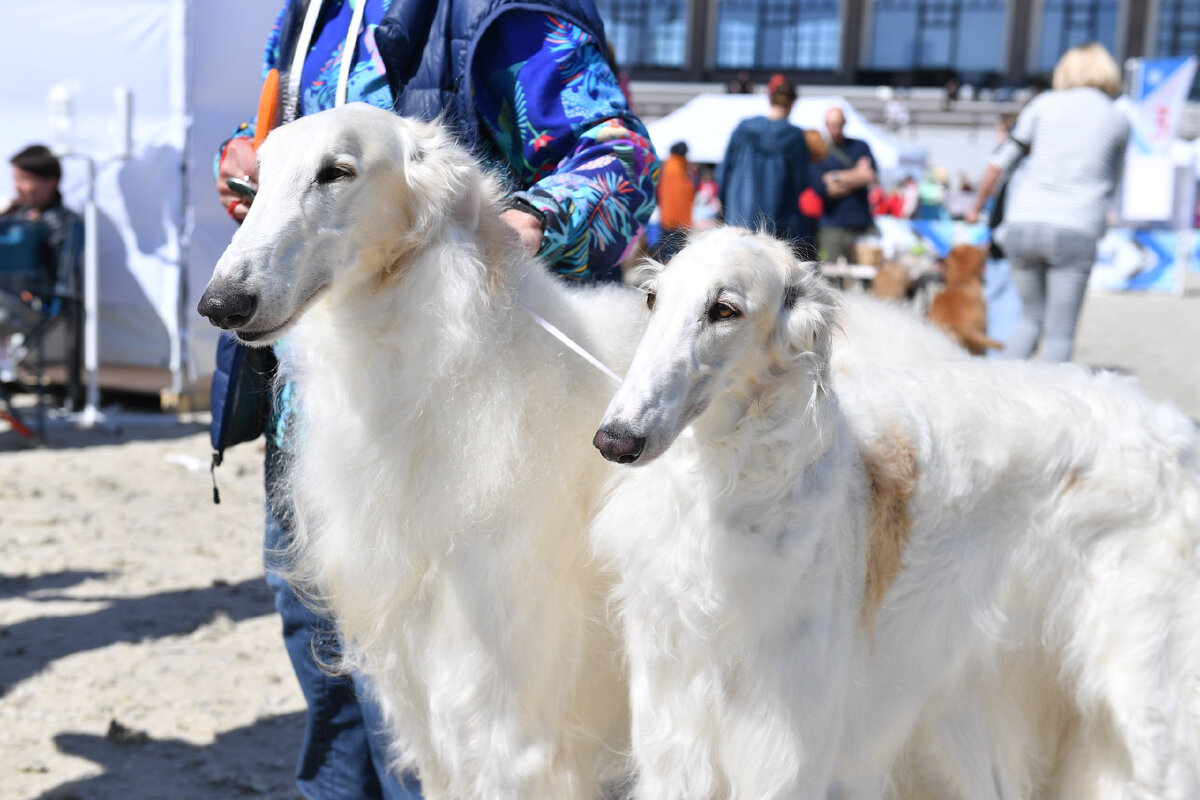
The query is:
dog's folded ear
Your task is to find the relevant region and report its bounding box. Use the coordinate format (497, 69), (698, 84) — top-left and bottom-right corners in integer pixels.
(375, 117), (513, 287)
(773, 263), (837, 384)
(625, 258), (664, 291)
(378, 120), (481, 280)
(394, 121), (431, 167)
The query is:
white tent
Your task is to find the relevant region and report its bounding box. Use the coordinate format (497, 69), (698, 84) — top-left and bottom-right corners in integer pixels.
(0, 0), (280, 391)
(646, 93), (927, 183)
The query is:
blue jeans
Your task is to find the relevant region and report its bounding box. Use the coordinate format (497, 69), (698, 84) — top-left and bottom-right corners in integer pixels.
(1001, 223), (1097, 363)
(265, 445), (423, 800)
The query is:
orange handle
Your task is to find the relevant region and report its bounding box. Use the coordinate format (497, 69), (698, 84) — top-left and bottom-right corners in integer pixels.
(253, 68), (280, 150)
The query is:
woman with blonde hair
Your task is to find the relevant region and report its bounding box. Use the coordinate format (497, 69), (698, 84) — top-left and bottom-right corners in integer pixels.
(1052, 40), (1124, 96)
(966, 42), (1129, 362)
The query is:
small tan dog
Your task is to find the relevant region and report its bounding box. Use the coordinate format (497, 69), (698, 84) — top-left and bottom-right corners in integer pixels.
(927, 244), (1003, 355)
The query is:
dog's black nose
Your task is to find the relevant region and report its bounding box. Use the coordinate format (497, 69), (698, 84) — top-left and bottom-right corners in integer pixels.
(197, 285), (258, 330)
(593, 424), (646, 464)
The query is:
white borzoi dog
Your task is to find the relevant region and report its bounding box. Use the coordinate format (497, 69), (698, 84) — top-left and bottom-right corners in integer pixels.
(197, 103), (989, 799)
(199, 104), (643, 799)
(591, 228), (1200, 800)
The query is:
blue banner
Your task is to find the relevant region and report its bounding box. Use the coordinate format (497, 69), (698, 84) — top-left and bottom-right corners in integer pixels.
(1089, 229), (1190, 293)
(1130, 57), (1199, 155)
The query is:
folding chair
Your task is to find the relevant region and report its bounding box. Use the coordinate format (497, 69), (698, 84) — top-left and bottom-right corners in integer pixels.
(0, 216), (83, 439)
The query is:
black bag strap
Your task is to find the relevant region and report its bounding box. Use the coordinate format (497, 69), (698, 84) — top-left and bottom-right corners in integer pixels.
(209, 333), (276, 503)
(826, 143), (857, 169)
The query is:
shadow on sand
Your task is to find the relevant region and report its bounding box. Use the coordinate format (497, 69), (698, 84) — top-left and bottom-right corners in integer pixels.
(0, 570), (111, 601)
(35, 712), (304, 800)
(0, 574), (275, 697)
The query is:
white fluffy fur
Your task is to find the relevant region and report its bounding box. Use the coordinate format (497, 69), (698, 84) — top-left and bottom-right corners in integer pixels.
(202, 104), (643, 799)
(199, 104), (1007, 799)
(593, 229), (863, 799)
(591, 228), (1200, 800)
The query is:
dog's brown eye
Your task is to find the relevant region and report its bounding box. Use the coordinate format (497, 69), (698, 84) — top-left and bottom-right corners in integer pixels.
(646, 291), (656, 311)
(708, 302), (739, 322)
(316, 164), (355, 184)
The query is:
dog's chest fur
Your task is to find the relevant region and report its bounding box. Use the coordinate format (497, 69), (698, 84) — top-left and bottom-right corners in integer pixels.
(598, 410), (867, 648)
(284, 275), (637, 796)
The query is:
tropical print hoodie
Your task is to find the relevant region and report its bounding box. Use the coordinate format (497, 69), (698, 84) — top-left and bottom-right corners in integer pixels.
(221, 0), (659, 282)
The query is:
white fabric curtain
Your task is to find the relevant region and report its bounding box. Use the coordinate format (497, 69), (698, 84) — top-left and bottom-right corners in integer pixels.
(0, 0), (278, 384)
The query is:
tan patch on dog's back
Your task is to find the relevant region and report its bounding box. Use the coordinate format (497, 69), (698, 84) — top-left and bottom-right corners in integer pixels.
(861, 432), (919, 632)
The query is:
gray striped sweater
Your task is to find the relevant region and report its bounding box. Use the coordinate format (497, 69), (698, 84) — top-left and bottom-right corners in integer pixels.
(989, 87), (1131, 240)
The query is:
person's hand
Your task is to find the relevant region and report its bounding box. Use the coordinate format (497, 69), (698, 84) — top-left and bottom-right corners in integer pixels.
(823, 171), (850, 199)
(965, 206), (981, 225)
(500, 209), (544, 255)
(852, 155), (876, 184)
(217, 137), (259, 223)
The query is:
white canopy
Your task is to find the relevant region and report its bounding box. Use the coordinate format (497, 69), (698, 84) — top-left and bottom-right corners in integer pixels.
(0, 0), (279, 388)
(647, 93), (928, 183)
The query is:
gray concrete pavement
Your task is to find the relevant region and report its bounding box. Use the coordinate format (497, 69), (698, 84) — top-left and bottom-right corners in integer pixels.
(1073, 287), (1200, 421)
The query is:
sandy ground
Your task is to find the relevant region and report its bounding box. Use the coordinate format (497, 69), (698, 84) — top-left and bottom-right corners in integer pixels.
(0, 421), (303, 800)
(0, 288), (1197, 800)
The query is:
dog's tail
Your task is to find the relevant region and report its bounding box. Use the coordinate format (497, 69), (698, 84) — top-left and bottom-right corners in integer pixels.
(959, 329), (1005, 353)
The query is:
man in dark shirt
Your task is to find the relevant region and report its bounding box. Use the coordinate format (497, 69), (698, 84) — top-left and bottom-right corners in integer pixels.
(811, 106), (877, 262)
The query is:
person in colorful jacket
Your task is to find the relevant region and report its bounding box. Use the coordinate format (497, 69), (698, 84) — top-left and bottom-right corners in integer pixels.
(212, 2), (659, 798)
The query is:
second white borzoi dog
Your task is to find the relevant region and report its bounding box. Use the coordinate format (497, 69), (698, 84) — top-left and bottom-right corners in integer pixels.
(592, 228), (1200, 800)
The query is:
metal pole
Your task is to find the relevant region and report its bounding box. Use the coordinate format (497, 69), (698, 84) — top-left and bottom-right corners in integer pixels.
(80, 156), (101, 428)
(1176, 227), (1191, 297)
(1175, 161), (1194, 297)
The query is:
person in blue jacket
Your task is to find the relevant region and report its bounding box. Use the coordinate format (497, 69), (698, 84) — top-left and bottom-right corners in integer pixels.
(212, 2), (659, 798)
(716, 76), (813, 255)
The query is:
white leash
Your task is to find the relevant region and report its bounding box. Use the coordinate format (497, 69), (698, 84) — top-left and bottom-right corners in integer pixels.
(336, 0), (368, 108)
(283, 0), (324, 123)
(284, 0), (367, 120)
(518, 301), (624, 387)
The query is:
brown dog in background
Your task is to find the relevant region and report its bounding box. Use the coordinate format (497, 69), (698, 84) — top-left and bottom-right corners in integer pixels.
(927, 244), (1004, 355)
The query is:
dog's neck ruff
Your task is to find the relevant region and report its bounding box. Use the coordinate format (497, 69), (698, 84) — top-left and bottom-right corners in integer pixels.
(518, 299), (623, 386)
(695, 389), (839, 493)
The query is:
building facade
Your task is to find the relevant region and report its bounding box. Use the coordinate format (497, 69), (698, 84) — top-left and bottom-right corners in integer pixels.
(597, 0), (1199, 97)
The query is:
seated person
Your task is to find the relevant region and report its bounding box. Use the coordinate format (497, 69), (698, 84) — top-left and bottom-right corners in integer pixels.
(0, 145), (83, 406)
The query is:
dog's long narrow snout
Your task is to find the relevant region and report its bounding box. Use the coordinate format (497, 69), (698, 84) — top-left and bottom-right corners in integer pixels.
(197, 282), (258, 330)
(593, 422), (646, 464)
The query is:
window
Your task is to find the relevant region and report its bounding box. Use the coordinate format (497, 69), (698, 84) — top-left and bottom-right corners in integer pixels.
(1155, 0), (1200, 99)
(595, 0), (688, 69)
(1034, 0), (1119, 73)
(866, 0), (1005, 73)
(715, 0), (841, 71)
